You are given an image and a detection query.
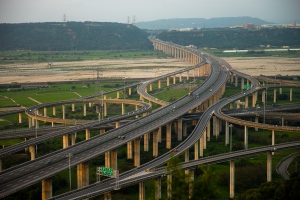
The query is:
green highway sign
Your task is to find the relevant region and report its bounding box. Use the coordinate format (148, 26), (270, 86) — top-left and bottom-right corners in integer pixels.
(243, 85), (250, 89)
(100, 166), (114, 176)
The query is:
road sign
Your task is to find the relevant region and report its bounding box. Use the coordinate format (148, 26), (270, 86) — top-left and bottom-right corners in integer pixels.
(243, 85), (250, 89)
(98, 166), (114, 176)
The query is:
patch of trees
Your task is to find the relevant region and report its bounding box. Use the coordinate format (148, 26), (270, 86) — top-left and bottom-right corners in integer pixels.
(0, 22), (153, 51)
(157, 28), (300, 49)
(234, 171), (300, 200)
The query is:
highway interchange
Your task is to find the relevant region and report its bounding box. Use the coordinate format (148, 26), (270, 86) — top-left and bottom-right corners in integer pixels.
(0, 37), (299, 199)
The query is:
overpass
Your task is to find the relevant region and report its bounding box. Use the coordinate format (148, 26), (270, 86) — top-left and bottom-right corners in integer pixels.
(0, 37), (299, 200)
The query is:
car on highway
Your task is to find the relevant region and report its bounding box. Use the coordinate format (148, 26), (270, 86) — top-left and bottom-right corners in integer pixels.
(173, 149), (178, 153)
(118, 136), (126, 139)
(210, 89), (212, 92)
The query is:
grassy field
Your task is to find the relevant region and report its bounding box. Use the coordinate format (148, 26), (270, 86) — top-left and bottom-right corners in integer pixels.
(0, 50), (169, 65)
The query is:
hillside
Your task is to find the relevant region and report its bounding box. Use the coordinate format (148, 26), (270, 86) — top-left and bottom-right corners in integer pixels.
(0, 22), (153, 51)
(156, 28), (300, 49)
(136, 17), (272, 30)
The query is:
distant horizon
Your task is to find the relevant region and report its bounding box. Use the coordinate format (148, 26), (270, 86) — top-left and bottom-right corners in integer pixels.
(1, 16), (298, 25)
(0, 0), (299, 25)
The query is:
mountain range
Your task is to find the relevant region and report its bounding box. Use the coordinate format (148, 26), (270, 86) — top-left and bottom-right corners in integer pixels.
(135, 16), (273, 30)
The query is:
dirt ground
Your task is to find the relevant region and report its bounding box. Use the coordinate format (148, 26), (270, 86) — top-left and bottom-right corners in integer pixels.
(0, 57), (299, 84)
(222, 57), (300, 77)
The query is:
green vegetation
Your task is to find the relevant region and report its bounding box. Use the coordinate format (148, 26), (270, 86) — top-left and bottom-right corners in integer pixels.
(157, 28), (300, 52)
(0, 22), (152, 51)
(0, 50), (168, 64)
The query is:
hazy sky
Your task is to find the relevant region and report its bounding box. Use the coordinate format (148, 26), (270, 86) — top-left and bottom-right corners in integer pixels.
(0, 0), (299, 24)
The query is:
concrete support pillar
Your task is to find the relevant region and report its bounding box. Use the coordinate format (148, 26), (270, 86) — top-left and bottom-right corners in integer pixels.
(62, 105), (65, 120)
(203, 129), (207, 149)
(199, 135), (204, 157)
(262, 90), (265, 103)
(134, 139), (140, 167)
(207, 121), (211, 141)
(139, 182), (145, 200)
(281, 117), (284, 127)
(149, 84), (153, 92)
(177, 118), (182, 141)
(83, 103), (86, 116)
(129, 87), (132, 96)
(158, 127), (162, 143)
(230, 160), (235, 199)
(272, 130), (275, 155)
(244, 126), (248, 149)
(241, 78), (244, 90)
(155, 177), (161, 200)
(63, 134), (69, 148)
(104, 193), (111, 200)
(127, 141), (133, 159)
(18, 113), (22, 124)
(122, 103), (125, 115)
(153, 130), (158, 157)
(104, 102), (107, 116)
(85, 129), (90, 140)
(117, 91), (120, 99)
(230, 103), (233, 109)
(89, 102), (92, 107)
(166, 123), (172, 149)
(71, 133), (76, 146)
(110, 149), (117, 171)
(166, 77), (170, 86)
(213, 116), (219, 139)
(255, 117), (258, 131)
(279, 88), (282, 94)
(28, 117), (32, 128)
(42, 108), (47, 119)
(72, 103), (75, 112)
(115, 121), (119, 128)
(158, 80), (161, 89)
(77, 162), (89, 188)
(267, 152), (272, 182)
(252, 92), (257, 107)
(194, 141), (199, 160)
(245, 96), (249, 108)
(52, 106), (56, 116)
(29, 146), (35, 160)
(186, 71), (189, 80)
(144, 133), (149, 152)
(225, 121), (229, 145)
(290, 88), (293, 101)
(42, 178), (52, 200)
(173, 75), (176, 84)
(273, 89), (277, 103)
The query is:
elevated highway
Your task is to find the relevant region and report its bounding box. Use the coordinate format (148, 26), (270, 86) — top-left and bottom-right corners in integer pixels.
(0, 37), (299, 200)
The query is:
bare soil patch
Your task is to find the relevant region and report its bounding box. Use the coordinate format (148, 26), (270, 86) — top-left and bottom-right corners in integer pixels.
(1, 57), (299, 84)
(223, 57), (300, 77)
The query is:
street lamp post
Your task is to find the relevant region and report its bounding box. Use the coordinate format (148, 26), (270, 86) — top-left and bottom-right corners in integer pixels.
(66, 153), (73, 191)
(229, 124), (233, 152)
